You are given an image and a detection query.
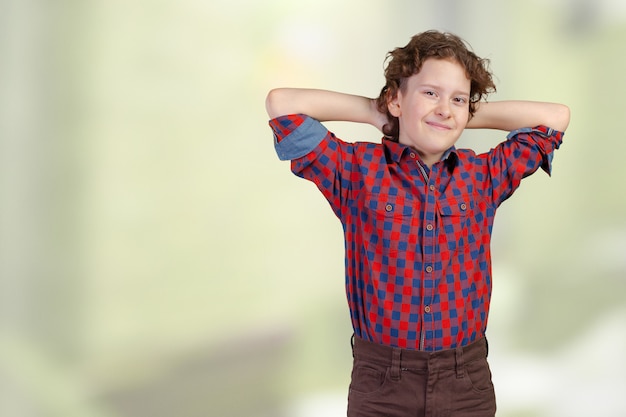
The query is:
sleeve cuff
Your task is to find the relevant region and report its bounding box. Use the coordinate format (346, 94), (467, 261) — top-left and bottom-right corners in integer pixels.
(507, 125), (564, 175)
(272, 115), (328, 161)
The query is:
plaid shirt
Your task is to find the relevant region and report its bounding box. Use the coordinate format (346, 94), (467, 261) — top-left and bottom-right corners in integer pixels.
(270, 114), (563, 351)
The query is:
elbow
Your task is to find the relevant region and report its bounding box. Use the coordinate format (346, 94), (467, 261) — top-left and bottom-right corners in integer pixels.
(265, 88), (289, 119)
(554, 104), (571, 132)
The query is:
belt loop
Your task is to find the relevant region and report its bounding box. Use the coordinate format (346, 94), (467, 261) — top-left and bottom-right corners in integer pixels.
(390, 347), (402, 381)
(455, 345), (464, 379)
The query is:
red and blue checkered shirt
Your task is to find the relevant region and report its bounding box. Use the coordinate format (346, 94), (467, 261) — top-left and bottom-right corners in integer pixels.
(270, 114), (564, 351)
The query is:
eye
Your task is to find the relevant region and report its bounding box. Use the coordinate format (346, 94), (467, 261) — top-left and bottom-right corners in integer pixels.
(453, 97), (468, 105)
(424, 90), (436, 97)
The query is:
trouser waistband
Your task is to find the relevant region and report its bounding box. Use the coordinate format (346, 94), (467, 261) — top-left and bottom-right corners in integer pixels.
(351, 336), (488, 380)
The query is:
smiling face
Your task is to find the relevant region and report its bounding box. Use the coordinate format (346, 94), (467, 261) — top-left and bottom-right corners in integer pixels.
(388, 58), (471, 167)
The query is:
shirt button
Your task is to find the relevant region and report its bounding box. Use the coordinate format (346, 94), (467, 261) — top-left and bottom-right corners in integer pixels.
(385, 203), (393, 212)
(424, 305), (431, 313)
(426, 224), (433, 231)
(460, 203), (467, 210)
(429, 185), (435, 191)
(409, 152), (416, 159)
(425, 265), (433, 273)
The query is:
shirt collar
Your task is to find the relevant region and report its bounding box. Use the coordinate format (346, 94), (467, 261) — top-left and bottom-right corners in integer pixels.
(383, 138), (459, 168)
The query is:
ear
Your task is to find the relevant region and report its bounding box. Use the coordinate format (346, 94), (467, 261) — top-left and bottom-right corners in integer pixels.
(387, 93), (402, 117)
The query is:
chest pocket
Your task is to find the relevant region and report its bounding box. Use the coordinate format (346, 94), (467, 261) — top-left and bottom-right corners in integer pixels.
(437, 197), (471, 217)
(366, 194), (415, 218)
(437, 197), (471, 251)
(361, 192), (416, 253)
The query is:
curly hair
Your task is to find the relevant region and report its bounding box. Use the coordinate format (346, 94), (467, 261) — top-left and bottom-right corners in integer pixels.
(376, 30), (496, 140)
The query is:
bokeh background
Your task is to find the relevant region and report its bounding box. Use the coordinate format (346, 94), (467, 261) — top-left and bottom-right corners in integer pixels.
(1, 0), (625, 416)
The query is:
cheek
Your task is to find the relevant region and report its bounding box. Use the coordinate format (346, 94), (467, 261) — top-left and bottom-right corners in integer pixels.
(455, 110), (470, 126)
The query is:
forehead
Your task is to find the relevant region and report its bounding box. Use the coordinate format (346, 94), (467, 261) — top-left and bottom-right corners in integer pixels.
(410, 58), (470, 93)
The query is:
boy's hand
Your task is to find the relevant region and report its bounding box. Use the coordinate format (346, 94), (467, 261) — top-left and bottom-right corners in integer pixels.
(370, 98), (391, 134)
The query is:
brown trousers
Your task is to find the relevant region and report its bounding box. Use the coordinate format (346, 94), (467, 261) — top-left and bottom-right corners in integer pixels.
(348, 336), (496, 417)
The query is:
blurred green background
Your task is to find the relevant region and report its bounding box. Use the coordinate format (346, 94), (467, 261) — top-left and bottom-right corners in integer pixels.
(1, 0), (625, 416)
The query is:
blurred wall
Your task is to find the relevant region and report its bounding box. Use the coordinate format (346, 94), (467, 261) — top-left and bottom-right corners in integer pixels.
(1, 0), (625, 416)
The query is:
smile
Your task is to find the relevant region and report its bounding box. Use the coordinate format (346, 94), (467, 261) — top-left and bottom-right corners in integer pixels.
(426, 121), (452, 130)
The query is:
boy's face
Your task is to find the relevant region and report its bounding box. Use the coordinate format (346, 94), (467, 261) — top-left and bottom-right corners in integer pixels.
(388, 58), (470, 166)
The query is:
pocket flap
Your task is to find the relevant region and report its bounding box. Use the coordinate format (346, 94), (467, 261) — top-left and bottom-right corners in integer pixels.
(437, 197), (470, 217)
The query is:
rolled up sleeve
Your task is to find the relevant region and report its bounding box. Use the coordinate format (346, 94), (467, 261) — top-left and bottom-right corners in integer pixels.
(269, 114), (327, 161)
(506, 125), (564, 175)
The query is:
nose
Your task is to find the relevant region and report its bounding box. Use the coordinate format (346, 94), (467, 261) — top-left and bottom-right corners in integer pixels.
(435, 100), (451, 118)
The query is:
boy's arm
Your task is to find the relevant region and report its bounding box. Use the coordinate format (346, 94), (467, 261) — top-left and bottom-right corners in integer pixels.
(265, 88), (387, 131)
(467, 101), (570, 132)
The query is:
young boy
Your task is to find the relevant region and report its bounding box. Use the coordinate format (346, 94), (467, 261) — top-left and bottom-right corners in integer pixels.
(265, 30), (570, 417)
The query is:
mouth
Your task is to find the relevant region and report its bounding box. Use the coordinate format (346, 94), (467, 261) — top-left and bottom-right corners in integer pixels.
(426, 121), (452, 131)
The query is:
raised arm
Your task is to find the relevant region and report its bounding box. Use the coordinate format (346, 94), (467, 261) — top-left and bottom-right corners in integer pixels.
(467, 101), (570, 132)
(265, 88), (388, 131)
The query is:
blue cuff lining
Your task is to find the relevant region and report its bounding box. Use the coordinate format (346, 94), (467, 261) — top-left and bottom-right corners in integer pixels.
(274, 116), (327, 161)
(506, 127), (533, 140)
(506, 126), (556, 140)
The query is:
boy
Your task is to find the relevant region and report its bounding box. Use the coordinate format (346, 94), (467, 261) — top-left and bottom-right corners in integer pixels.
(265, 30), (570, 417)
